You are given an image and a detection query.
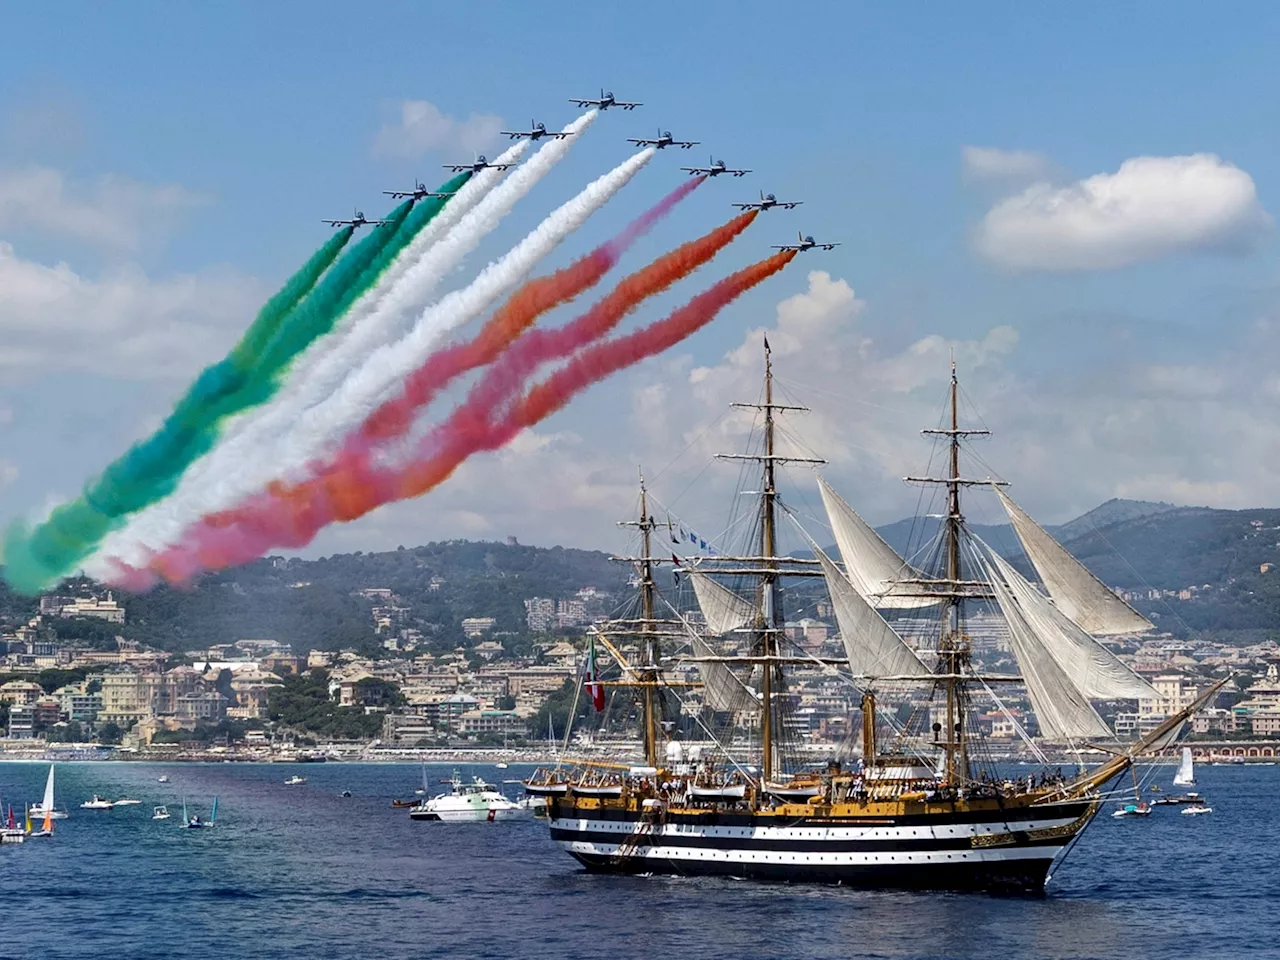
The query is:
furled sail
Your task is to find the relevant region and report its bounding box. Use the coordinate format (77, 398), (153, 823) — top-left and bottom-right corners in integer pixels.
(985, 548), (1157, 700)
(995, 487), (1153, 636)
(687, 568), (756, 636)
(816, 546), (931, 678)
(816, 476), (939, 610)
(982, 553), (1113, 741)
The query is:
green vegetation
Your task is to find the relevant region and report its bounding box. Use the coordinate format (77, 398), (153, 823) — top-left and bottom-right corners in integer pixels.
(266, 669), (389, 740)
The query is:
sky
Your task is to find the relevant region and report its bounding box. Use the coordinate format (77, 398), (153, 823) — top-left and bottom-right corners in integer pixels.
(4, 0), (1280, 564)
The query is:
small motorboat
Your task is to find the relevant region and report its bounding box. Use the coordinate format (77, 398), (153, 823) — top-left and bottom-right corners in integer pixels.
(391, 799), (417, 808)
(1112, 801), (1153, 818)
(339, 790), (352, 798)
(157, 775), (171, 784)
(114, 796), (142, 806)
(1182, 803), (1213, 816)
(153, 805), (171, 820)
(81, 795), (115, 810)
(284, 775), (308, 786)
(409, 772), (528, 822)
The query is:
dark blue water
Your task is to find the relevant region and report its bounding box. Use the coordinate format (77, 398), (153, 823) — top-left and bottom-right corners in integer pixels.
(1, 761), (1274, 960)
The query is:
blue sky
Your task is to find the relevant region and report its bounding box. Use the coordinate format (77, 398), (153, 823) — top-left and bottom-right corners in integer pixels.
(4, 1), (1280, 561)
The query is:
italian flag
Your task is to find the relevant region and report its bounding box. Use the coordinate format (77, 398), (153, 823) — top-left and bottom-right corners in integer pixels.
(586, 636), (606, 712)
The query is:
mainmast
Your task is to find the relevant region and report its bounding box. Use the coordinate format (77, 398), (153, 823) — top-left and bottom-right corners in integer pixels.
(715, 339), (824, 783)
(908, 358), (995, 783)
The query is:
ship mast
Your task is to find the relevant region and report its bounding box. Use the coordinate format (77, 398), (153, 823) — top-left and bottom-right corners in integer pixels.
(715, 339), (824, 783)
(914, 358), (990, 782)
(618, 471), (661, 767)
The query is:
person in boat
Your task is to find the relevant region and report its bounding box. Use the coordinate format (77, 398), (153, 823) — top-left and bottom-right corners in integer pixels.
(189, 815), (202, 827)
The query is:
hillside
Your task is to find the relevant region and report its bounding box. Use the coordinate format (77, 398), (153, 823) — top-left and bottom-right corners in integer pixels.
(4, 540), (632, 655)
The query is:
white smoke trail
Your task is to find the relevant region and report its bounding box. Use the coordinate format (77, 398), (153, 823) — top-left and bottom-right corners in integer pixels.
(92, 116), (628, 573)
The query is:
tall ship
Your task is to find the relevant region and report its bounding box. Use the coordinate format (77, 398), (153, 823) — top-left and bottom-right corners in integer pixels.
(526, 343), (1223, 892)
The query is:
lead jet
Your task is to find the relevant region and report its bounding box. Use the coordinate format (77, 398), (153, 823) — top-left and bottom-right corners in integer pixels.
(569, 88), (642, 111)
(442, 154), (518, 173)
(627, 128), (699, 150)
(772, 231), (840, 252)
(500, 120), (569, 142)
(383, 181), (458, 201)
(681, 156), (751, 178)
(733, 191), (802, 212)
(322, 209), (388, 229)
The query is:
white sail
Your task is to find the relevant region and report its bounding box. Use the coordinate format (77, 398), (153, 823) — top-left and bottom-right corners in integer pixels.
(1173, 746), (1196, 786)
(986, 549), (1157, 700)
(817, 476), (939, 610)
(816, 546), (931, 679)
(687, 629), (761, 715)
(687, 569), (757, 636)
(996, 487), (1153, 636)
(42, 764), (54, 812)
(982, 554), (1113, 742)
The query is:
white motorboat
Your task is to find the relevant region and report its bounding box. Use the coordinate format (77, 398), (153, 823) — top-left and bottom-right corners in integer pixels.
(1182, 803), (1213, 815)
(153, 805), (171, 820)
(409, 773), (527, 822)
(81, 795), (115, 810)
(157, 775), (171, 784)
(1173, 746), (1196, 787)
(284, 775), (308, 785)
(114, 796), (142, 806)
(1112, 801), (1153, 818)
(495, 761), (509, 770)
(29, 764), (69, 821)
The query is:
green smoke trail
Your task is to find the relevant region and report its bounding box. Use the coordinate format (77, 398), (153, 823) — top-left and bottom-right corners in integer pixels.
(3, 173), (470, 593)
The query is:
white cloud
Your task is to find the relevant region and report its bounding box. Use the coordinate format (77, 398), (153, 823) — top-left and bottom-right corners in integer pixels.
(0, 459), (16, 491)
(961, 146), (1051, 184)
(0, 240), (263, 379)
(371, 100), (503, 161)
(974, 153), (1271, 271)
(0, 166), (207, 252)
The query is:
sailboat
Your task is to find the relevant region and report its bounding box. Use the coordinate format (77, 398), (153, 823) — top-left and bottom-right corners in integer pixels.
(29, 769), (56, 838)
(528, 345), (1224, 893)
(179, 796), (218, 829)
(1173, 746), (1196, 787)
(29, 764), (67, 823)
(1, 804), (25, 844)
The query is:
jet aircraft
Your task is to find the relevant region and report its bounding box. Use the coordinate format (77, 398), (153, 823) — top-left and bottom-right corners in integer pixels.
(733, 191), (802, 212)
(383, 181), (457, 201)
(772, 231), (840, 252)
(442, 154), (518, 173)
(322, 210), (388, 229)
(569, 88), (642, 111)
(500, 120), (569, 141)
(627, 129), (699, 150)
(681, 156), (751, 178)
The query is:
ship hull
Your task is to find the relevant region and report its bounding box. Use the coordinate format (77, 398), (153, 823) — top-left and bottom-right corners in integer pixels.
(548, 798), (1095, 893)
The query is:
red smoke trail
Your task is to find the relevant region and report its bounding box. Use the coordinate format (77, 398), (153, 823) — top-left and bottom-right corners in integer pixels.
(361, 176), (704, 444)
(140, 246), (791, 585)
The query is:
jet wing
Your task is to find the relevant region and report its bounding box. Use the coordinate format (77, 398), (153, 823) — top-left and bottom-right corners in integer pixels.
(322, 219), (353, 226)
(778, 201), (802, 209)
(818, 243), (841, 250)
(569, 98), (604, 108)
(614, 101), (642, 110)
(673, 140), (699, 149)
(771, 243), (800, 250)
(627, 137), (657, 147)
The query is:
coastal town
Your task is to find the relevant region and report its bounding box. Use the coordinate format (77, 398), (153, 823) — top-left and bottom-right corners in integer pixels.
(3, 581), (1279, 763)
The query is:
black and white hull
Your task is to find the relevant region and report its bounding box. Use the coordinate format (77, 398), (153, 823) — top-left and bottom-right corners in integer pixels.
(548, 798), (1097, 893)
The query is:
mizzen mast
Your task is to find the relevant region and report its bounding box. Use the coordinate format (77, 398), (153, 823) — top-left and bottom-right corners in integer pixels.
(617, 471), (662, 768)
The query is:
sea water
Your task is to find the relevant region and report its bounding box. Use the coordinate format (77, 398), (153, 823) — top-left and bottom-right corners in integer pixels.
(1, 761), (1274, 960)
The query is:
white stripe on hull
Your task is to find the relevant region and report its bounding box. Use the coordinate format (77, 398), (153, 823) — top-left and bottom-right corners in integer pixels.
(549, 815), (1079, 842)
(556, 839), (1064, 866)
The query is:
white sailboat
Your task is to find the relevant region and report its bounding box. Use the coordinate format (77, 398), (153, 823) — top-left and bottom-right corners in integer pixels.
(1173, 746), (1196, 787)
(29, 764), (68, 822)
